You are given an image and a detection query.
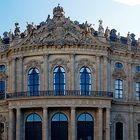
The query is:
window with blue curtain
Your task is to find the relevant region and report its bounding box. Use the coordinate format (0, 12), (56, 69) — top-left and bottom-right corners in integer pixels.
(28, 68), (40, 96)
(115, 79), (123, 99)
(53, 66), (65, 95)
(80, 67), (91, 95)
(0, 81), (5, 93)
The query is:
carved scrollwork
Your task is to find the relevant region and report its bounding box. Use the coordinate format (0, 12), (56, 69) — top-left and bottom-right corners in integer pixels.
(75, 59), (95, 73)
(112, 68), (127, 80)
(0, 73), (8, 80)
(133, 73), (140, 81)
(113, 114), (125, 122)
(49, 58), (70, 73)
(24, 59), (43, 73)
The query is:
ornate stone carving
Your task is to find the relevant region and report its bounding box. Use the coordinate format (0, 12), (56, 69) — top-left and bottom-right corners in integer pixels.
(75, 59), (95, 72)
(0, 73), (8, 80)
(127, 32), (132, 46)
(24, 60), (43, 73)
(133, 73), (140, 81)
(18, 6), (97, 47)
(112, 68), (127, 80)
(49, 58), (70, 73)
(98, 19), (104, 37)
(14, 23), (20, 37)
(113, 114), (125, 122)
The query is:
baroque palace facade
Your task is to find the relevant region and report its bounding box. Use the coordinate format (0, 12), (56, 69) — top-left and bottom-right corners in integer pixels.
(0, 5), (140, 140)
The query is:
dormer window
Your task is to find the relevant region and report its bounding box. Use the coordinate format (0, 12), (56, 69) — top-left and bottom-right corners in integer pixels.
(135, 66), (140, 73)
(115, 62), (123, 69)
(0, 65), (6, 72)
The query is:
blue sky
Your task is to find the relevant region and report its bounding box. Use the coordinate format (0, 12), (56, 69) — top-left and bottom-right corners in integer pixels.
(0, 0), (140, 39)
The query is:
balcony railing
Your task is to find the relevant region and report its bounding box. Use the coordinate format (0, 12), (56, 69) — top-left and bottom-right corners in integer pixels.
(5, 90), (113, 99)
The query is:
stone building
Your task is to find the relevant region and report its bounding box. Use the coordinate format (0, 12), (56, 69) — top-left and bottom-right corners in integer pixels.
(0, 5), (140, 140)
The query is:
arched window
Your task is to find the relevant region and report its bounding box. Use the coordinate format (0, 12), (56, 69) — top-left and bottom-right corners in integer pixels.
(115, 79), (123, 99)
(25, 113), (42, 140)
(80, 67), (91, 95)
(115, 122), (123, 140)
(77, 113), (94, 140)
(28, 68), (40, 96)
(51, 113), (68, 140)
(53, 66), (65, 95)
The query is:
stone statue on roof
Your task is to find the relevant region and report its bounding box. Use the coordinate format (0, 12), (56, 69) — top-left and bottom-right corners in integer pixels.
(137, 38), (140, 47)
(14, 23), (20, 37)
(127, 32), (132, 45)
(84, 21), (92, 34)
(104, 26), (110, 40)
(53, 4), (65, 20)
(98, 19), (104, 37)
(117, 32), (121, 42)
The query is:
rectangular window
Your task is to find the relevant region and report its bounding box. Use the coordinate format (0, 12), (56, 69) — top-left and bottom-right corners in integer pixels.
(136, 82), (140, 100)
(0, 81), (5, 93)
(115, 79), (123, 99)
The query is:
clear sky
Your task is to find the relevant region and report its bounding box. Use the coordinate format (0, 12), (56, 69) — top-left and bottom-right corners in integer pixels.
(0, 0), (140, 39)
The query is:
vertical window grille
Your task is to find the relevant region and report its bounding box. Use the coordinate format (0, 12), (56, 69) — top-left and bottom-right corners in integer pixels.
(115, 79), (123, 99)
(136, 82), (140, 100)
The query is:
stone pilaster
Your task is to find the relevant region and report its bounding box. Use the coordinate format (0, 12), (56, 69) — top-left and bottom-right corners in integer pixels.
(98, 108), (103, 140)
(42, 107), (48, 140)
(129, 106), (134, 140)
(8, 109), (14, 140)
(96, 56), (100, 91)
(43, 54), (48, 90)
(70, 54), (75, 90)
(71, 107), (76, 140)
(105, 108), (110, 140)
(16, 108), (21, 140)
(103, 56), (108, 91)
(12, 57), (16, 92)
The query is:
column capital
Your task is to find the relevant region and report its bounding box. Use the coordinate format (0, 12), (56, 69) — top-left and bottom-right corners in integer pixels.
(42, 106), (48, 110)
(71, 107), (76, 110)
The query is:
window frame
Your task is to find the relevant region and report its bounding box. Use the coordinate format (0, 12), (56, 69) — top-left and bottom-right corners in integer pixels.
(115, 79), (123, 99)
(53, 66), (65, 95)
(27, 68), (40, 95)
(136, 82), (140, 100)
(80, 66), (91, 95)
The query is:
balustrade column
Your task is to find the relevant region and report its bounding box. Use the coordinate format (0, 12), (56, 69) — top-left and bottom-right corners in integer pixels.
(16, 108), (21, 140)
(71, 107), (76, 140)
(8, 108), (15, 140)
(98, 108), (103, 140)
(42, 107), (48, 140)
(105, 108), (110, 140)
